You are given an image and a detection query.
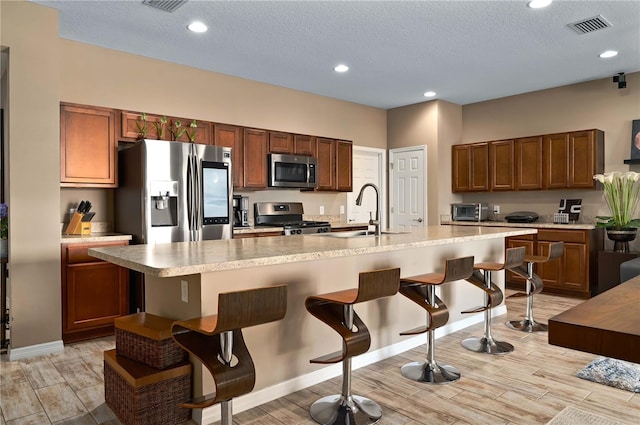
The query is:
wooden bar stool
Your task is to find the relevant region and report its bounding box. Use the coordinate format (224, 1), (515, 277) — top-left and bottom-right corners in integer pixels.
(461, 247), (526, 354)
(170, 285), (287, 425)
(399, 256), (474, 384)
(506, 241), (564, 332)
(305, 267), (400, 425)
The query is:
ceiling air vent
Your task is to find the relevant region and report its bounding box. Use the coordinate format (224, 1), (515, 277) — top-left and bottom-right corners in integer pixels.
(568, 15), (612, 34)
(142, 0), (188, 13)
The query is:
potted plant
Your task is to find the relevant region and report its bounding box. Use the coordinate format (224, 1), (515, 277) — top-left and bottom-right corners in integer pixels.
(135, 112), (148, 139)
(170, 120), (186, 141)
(594, 171), (640, 252)
(152, 115), (167, 140)
(0, 203), (7, 258)
(184, 120), (198, 142)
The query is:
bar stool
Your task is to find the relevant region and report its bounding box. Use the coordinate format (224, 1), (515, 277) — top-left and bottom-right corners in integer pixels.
(305, 267), (400, 425)
(170, 285), (287, 425)
(399, 256), (474, 384)
(506, 241), (564, 332)
(461, 247), (526, 354)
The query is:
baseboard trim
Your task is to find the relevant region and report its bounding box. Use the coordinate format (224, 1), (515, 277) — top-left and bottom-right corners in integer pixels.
(197, 307), (505, 424)
(8, 340), (64, 361)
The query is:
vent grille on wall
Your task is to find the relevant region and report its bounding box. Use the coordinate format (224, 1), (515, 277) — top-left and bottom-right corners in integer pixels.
(142, 0), (188, 13)
(568, 15), (612, 34)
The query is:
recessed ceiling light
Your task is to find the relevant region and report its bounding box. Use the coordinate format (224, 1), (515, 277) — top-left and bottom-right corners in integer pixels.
(334, 64), (349, 73)
(187, 21), (208, 33)
(599, 50), (619, 58)
(528, 0), (552, 9)
(424, 91), (436, 98)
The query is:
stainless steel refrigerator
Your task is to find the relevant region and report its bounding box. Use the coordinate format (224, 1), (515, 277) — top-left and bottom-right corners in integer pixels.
(115, 139), (233, 244)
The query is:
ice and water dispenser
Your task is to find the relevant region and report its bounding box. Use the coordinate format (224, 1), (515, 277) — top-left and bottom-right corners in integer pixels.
(150, 181), (179, 226)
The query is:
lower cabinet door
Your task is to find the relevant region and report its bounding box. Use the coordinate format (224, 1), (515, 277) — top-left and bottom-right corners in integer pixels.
(63, 262), (129, 342)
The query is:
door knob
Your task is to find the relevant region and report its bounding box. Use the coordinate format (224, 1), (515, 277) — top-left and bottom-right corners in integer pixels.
(413, 218), (423, 223)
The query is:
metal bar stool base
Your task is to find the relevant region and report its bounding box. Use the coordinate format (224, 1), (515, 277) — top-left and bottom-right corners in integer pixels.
(400, 361), (461, 384)
(506, 319), (547, 332)
(461, 336), (514, 354)
(309, 394), (382, 425)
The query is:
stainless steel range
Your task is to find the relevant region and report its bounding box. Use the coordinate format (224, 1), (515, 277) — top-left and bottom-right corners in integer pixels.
(254, 202), (331, 235)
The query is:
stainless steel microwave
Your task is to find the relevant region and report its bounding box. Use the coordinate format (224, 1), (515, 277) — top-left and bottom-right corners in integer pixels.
(451, 203), (489, 222)
(268, 154), (317, 189)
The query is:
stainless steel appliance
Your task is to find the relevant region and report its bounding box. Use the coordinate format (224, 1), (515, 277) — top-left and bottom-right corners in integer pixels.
(451, 203), (489, 222)
(233, 195), (250, 228)
(505, 211), (539, 223)
(115, 139), (233, 244)
(268, 153), (317, 189)
(254, 202), (331, 235)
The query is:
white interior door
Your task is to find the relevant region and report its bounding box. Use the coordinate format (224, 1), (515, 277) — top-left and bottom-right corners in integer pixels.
(389, 146), (427, 230)
(346, 147), (386, 226)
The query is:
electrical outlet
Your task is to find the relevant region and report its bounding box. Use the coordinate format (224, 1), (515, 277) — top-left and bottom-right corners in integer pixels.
(181, 280), (189, 303)
(493, 205), (500, 214)
(319, 206), (325, 215)
(340, 205), (345, 214)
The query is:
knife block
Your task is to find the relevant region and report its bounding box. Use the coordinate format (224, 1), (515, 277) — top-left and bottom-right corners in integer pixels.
(65, 212), (91, 235)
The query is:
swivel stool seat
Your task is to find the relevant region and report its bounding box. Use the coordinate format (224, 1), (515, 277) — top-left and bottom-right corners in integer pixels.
(461, 246), (526, 354)
(506, 241), (564, 332)
(399, 256), (474, 384)
(171, 285), (287, 425)
(305, 267), (400, 425)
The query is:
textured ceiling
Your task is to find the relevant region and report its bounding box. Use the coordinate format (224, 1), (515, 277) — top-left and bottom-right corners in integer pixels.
(30, 0), (640, 109)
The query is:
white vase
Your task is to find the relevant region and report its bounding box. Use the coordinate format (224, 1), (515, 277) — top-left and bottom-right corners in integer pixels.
(0, 239), (7, 258)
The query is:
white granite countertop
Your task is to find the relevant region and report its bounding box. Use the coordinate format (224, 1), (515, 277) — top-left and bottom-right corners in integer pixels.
(233, 222), (369, 235)
(89, 225), (536, 278)
(441, 219), (597, 230)
(61, 233), (133, 244)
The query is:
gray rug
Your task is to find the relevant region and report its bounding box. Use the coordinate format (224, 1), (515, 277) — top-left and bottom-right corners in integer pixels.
(576, 357), (640, 393)
(546, 406), (623, 425)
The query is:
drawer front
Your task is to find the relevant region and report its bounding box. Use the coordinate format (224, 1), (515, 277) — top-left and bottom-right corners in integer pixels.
(537, 230), (586, 243)
(64, 241), (128, 264)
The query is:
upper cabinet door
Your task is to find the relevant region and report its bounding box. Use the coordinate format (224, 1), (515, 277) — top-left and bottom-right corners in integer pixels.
(336, 141), (353, 192)
(515, 136), (543, 190)
(452, 144), (471, 192)
(61, 103), (117, 187)
(214, 124), (244, 188)
(568, 130), (603, 188)
(543, 133), (569, 189)
(293, 135), (316, 156)
(469, 142), (489, 191)
(268, 131), (293, 154)
(243, 128), (268, 188)
(490, 139), (515, 191)
(316, 138), (336, 191)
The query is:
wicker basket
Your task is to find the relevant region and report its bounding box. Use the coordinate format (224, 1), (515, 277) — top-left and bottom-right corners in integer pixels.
(104, 349), (191, 425)
(115, 312), (187, 369)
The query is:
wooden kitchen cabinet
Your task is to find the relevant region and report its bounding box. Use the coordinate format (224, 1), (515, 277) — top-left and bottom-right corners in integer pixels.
(243, 128), (268, 188)
(268, 131), (293, 154)
(214, 123), (244, 188)
(60, 103), (118, 187)
(120, 111), (170, 142)
(452, 143), (489, 192)
(506, 228), (602, 298)
(453, 129), (603, 192)
(316, 138), (336, 190)
(336, 140), (353, 192)
(315, 138), (353, 192)
(490, 139), (514, 191)
(61, 240), (130, 343)
(294, 134), (316, 156)
(168, 118), (212, 145)
(233, 230), (282, 239)
(515, 136), (543, 190)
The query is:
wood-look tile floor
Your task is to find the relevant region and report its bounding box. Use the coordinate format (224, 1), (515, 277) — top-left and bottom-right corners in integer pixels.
(1, 291), (639, 425)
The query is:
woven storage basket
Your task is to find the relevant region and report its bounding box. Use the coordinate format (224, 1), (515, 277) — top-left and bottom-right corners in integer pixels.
(104, 349), (191, 425)
(115, 312), (187, 369)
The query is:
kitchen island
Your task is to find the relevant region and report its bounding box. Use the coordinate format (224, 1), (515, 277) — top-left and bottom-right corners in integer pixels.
(90, 225), (536, 424)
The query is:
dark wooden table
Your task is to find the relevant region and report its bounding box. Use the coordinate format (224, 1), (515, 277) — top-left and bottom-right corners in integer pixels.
(548, 276), (640, 363)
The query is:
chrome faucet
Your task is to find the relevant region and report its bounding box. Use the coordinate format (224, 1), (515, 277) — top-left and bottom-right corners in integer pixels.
(355, 183), (381, 236)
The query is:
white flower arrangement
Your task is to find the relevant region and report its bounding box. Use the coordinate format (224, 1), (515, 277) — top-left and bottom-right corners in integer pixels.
(593, 171), (640, 228)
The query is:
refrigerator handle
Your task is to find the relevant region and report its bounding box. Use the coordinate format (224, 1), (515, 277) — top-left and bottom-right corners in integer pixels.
(186, 153), (194, 235)
(194, 153), (202, 238)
